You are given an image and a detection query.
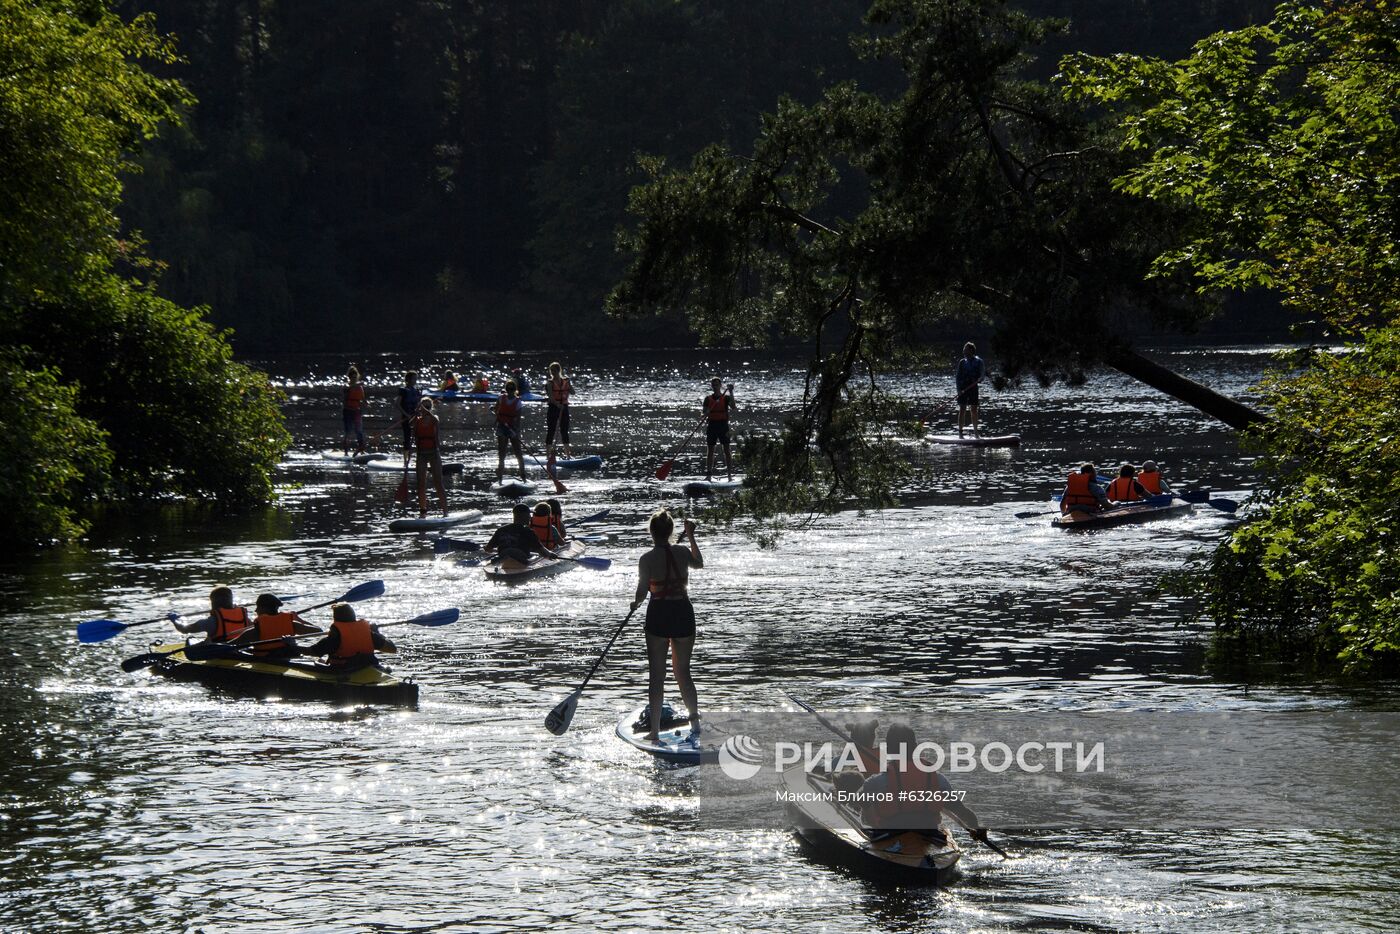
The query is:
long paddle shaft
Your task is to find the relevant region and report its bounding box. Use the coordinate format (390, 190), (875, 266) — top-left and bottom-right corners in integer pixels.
(920, 381), (977, 425)
(544, 605), (639, 735)
(783, 690), (1011, 859)
(655, 417), (706, 481)
(521, 441), (567, 494)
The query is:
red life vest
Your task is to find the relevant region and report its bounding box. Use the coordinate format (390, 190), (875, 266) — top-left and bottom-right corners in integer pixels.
(549, 377), (571, 407)
(1139, 470), (1164, 495)
(705, 393), (729, 422)
(251, 612), (295, 655)
(212, 607), (250, 642)
(530, 514), (556, 547)
(330, 619), (376, 663)
(865, 764), (944, 829)
(496, 395), (522, 427)
(413, 414), (437, 450)
(344, 385), (365, 411)
(1107, 477), (1142, 502)
(442, 377), (458, 390)
(1063, 472), (1098, 508)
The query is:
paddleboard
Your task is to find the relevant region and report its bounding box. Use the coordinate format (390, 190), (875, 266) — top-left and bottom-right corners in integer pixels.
(614, 705), (717, 765)
(362, 458), (465, 475)
(551, 454), (604, 470)
(925, 434), (1020, 448)
(386, 510), (484, 532)
(682, 478), (744, 497)
(320, 449), (388, 464)
(430, 390), (548, 403)
(491, 478), (538, 497)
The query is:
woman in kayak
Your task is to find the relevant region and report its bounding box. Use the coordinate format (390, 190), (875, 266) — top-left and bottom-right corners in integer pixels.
(438, 372), (459, 391)
(485, 504), (556, 564)
(342, 365), (367, 455)
(545, 361), (574, 460)
(859, 722), (987, 842)
(1060, 463), (1110, 514)
(1106, 464), (1150, 503)
(235, 594), (321, 658)
(172, 585), (250, 642)
(299, 603), (397, 670)
(546, 498), (566, 543)
(494, 380), (528, 482)
(412, 396), (449, 517)
(631, 509), (703, 741)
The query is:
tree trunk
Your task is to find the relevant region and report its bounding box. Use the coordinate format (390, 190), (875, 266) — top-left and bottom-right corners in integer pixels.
(1104, 346), (1268, 430)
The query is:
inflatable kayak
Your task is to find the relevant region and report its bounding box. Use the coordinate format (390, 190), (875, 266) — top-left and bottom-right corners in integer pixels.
(387, 510), (483, 532)
(1052, 499), (1194, 529)
(484, 540), (586, 582)
(614, 704), (717, 765)
(682, 478), (744, 497)
(491, 478), (538, 497)
(425, 389), (547, 403)
(144, 643), (419, 706)
(925, 434), (1020, 448)
(785, 769), (961, 886)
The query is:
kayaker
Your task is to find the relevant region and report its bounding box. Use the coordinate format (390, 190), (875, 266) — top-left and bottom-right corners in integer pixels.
(1138, 459), (1173, 496)
(299, 602), (397, 670)
(546, 497), (567, 544)
(630, 509), (703, 741)
(412, 397), (449, 517)
(860, 722), (987, 841)
(1106, 464), (1150, 503)
(470, 373), (490, 394)
(955, 341), (984, 438)
(1060, 463), (1110, 514)
(171, 585), (250, 643)
(511, 366), (532, 395)
(529, 501), (565, 549)
(439, 372), (459, 391)
(342, 365), (367, 455)
(703, 378), (736, 482)
(236, 594), (321, 658)
(494, 380), (528, 482)
(545, 361), (574, 460)
(485, 504), (556, 564)
(394, 370), (424, 468)
(833, 718), (882, 792)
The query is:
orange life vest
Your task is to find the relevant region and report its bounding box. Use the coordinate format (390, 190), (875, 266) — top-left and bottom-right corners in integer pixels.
(496, 395), (522, 427)
(705, 392), (729, 422)
(344, 384), (365, 411)
(251, 612), (295, 655)
(1139, 470), (1164, 495)
(549, 377), (571, 407)
(530, 514), (557, 547)
(330, 619), (376, 663)
(1063, 471), (1098, 507)
(442, 377), (458, 390)
(865, 764), (944, 829)
(413, 413), (437, 450)
(1107, 477), (1142, 502)
(212, 607), (250, 642)
(472, 378), (489, 393)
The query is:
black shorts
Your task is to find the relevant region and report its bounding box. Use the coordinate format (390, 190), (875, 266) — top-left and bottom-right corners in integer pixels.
(401, 420), (415, 448)
(957, 385), (979, 408)
(706, 421), (730, 445)
(496, 422), (519, 445)
(547, 404), (570, 444)
(645, 598), (696, 639)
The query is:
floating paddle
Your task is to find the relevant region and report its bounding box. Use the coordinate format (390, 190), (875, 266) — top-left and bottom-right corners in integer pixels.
(120, 607), (458, 672)
(545, 604), (639, 735)
(784, 691), (1012, 859)
(84, 579), (385, 646)
(655, 416), (706, 481)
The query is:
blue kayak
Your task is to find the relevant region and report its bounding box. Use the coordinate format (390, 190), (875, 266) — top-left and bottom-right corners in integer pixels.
(425, 389), (547, 403)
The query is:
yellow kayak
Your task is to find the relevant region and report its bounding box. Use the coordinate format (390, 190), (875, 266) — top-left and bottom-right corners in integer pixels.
(144, 643), (419, 706)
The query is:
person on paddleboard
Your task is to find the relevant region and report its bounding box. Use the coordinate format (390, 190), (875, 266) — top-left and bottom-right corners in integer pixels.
(234, 594), (321, 659)
(394, 370), (425, 467)
(1060, 463), (1111, 514)
(511, 366), (531, 395)
(1106, 464), (1151, 503)
(955, 342), (984, 438)
(703, 378), (736, 482)
(859, 722), (987, 842)
(485, 504), (557, 564)
(342, 365), (367, 455)
(1137, 460), (1173, 496)
(630, 509), (703, 741)
(171, 585), (250, 642)
(545, 361), (574, 461)
(412, 397), (449, 517)
(495, 380), (528, 482)
(299, 602), (397, 670)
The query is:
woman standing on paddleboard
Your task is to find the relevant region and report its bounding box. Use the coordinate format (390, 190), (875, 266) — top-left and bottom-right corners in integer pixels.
(545, 361), (574, 461)
(631, 510), (703, 741)
(342, 365), (366, 454)
(411, 397), (448, 517)
(494, 380), (528, 482)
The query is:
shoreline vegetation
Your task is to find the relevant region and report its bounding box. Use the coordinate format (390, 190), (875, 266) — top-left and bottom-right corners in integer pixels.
(4, 1), (1395, 676)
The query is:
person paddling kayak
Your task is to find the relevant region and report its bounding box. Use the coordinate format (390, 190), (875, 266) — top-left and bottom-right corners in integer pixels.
(412, 397), (449, 517)
(299, 602), (397, 670)
(495, 380), (528, 482)
(630, 510), (703, 741)
(1106, 464), (1151, 503)
(703, 378), (736, 482)
(234, 594), (321, 659)
(439, 372), (459, 391)
(171, 585), (250, 642)
(859, 722), (986, 840)
(545, 361), (574, 461)
(955, 342), (984, 438)
(485, 504), (557, 563)
(1060, 463), (1110, 515)
(546, 498), (566, 544)
(1138, 459), (1173, 496)
(342, 365), (367, 455)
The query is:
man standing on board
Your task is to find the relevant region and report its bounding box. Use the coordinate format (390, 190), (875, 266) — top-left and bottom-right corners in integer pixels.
(955, 342), (984, 438)
(703, 378), (736, 482)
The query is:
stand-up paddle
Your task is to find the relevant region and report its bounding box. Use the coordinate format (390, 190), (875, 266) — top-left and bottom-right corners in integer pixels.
(85, 579), (385, 647)
(655, 417), (706, 481)
(545, 605), (639, 735)
(522, 442), (567, 494)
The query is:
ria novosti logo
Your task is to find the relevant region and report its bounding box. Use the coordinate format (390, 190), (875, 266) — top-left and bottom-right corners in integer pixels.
(717, 734), (764, 780)
(715, 735), (1106, 781)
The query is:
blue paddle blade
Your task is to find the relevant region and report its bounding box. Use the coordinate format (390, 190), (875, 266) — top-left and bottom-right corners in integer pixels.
(573, 509), (610, 526)
(77, 619), (127, 644)
(433, 537), (480, 554)
(340, 580), (385, 602)
(575, 556), (612, 571)
(412, 608), (460, 627)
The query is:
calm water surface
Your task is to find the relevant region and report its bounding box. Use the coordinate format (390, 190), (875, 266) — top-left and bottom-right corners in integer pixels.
(2, 347), (1396, 933)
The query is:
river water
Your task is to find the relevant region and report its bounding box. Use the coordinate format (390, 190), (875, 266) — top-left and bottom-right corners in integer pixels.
(2, 346), (1396, 933)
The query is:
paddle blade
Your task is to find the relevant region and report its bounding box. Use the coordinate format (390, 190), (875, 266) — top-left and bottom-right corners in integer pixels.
(1178, 490), (1211, 504)
(1205, 497), (1239, 513)
(120, 652), (167, 672)
(1014, 510), (1051, 520)
(77, 619), (128, 644)
(394, 475), (410, 503)
(433, 537), (480, 554)
(655, 460), (675, 481)
(545, 690), (581, 735)
(575, 556), (612, 571)
(340, 580), (386, 603)
(573, 509), (610, 526)
(409, 608), (460, 627)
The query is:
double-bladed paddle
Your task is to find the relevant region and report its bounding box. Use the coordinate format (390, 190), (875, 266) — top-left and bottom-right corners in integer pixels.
(655, 416), (706, 481)
(1014, 493), (1175, 521)
(545, 604), (639, 735)
(80, 579), (386, 645)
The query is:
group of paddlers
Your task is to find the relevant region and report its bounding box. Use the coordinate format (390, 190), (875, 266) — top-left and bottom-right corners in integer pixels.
(1059, 460), (1174, 514)
(172, 587), (397, 667)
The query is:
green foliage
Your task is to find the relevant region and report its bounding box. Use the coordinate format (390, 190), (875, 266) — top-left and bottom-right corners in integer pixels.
(0, 352), (112, 544)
